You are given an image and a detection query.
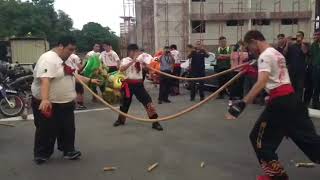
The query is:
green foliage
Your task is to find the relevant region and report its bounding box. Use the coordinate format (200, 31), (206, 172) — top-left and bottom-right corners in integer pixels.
(0, 0), (120, 53)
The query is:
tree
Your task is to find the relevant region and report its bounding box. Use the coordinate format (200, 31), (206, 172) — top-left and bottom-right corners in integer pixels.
(76, 22), (120, 53)
(0, 0), (120, 53)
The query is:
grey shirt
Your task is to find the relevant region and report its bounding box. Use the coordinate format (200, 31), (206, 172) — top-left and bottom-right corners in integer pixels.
(160, 54), (174, 72)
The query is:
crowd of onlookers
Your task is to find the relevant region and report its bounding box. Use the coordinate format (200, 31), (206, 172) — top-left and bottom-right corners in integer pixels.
(69, 28), (320, 110)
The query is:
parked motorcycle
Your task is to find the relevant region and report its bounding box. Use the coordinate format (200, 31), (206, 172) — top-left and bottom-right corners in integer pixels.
(0, 82), (25, 117)
(0, 62), (33, 117)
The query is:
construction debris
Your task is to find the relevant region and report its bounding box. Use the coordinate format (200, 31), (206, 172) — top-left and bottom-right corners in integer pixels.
(0, 123), (15, 127)
(148, 163), (159, 172)
(295, 163), (316, 168)
(103, 167), (117, 171)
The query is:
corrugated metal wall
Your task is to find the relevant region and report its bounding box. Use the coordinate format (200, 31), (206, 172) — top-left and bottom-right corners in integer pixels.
(10, 39), (49, 64)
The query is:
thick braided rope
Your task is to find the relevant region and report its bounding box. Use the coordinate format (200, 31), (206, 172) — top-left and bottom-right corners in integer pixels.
(75, 71), (244, 123)
(147, 62), (249, 81)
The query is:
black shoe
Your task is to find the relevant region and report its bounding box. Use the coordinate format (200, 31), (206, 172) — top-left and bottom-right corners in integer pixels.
(58, 147), (64, 152)
(64, 150), (82, 160)
(158, 100), (163, 104)
(163, 99), (171, 103)
(113, 120), (125, 127)
(152, 122), (163, 131)
(34, 157), (48, 165)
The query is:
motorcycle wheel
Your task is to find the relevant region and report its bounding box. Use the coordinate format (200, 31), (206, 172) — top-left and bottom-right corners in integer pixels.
(0, 95), (25, 117)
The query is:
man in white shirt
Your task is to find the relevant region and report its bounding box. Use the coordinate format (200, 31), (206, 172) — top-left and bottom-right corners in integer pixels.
(227, 30), (320, 180)
(100, 42), (120, 73)
(31, 36), (100, 165)
(137, 48), (153, 81)
(85, 43), (101, 60)
(66, 53), (86, 110)
(113, 44), (163, 131)
(170, 44), (181, 95)
(85, 43), (101, 102)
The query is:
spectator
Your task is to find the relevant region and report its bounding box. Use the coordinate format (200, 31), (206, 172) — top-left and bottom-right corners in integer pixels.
(311, 29), (320, 109)
(137, 48), (153, 81)
(85, 43), (102, 102)
(158, 46), (174, 104)
(286, 31), (309, 101)
(66, 53), (86, 110)
(188, 41), (209, 101)
(31, 36), (100, 165)
(100, 42), (120, 73)
(216, 36), (232, 99)
(229, 41), (248, 100)
(276, 34), (286, 55)
(170, 44), (182, 95)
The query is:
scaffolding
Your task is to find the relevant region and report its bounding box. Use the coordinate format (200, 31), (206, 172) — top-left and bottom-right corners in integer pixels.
(129, 0), (316, 54)
(120, 0), (136, 57)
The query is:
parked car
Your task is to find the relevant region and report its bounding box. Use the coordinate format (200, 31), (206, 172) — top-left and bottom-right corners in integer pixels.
(181, 52), (219, 91)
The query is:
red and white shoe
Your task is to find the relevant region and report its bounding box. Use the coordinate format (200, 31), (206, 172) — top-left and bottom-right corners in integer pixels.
(257, 175), (289, 180)
(257, 176), (272, 180)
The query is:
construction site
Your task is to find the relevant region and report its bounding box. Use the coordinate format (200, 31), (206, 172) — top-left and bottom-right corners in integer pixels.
(120, 0), (319, 57)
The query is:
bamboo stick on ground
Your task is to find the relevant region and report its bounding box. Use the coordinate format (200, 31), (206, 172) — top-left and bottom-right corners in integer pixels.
(103, 167), (117, 171)
(0, 123), (15, 127)
(148, 163), (159, 172)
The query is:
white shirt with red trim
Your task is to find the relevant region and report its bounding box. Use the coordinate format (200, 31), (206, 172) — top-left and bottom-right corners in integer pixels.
(99, 50), (120, 67)
(258, 47), (291, 93)
(121, 56), (151, 80)
(66, 54), (81, 71)
(137, 53), (153, 64)
(170, 50), (181, 64)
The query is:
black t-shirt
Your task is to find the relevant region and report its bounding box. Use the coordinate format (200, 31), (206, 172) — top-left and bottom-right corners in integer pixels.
(286, 43), (308, 75)
(188, 50), (209, 76)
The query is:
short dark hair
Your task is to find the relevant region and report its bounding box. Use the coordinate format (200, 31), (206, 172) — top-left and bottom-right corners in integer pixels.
(244, 30), (266, 44)
(57, 36), (76, 47)
(187, 44), (193, 49)
(170, 44), (177, 50)
(93, 43), (100, 47)
(127, 44), (139, 51)
(277, 34), (285, 39)
(219, 36), (226, 41)
(103, 41), (111, 46)
(297, 31), (305, 37)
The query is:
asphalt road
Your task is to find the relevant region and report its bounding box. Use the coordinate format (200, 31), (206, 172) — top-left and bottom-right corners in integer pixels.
(0, 82), (319, 180)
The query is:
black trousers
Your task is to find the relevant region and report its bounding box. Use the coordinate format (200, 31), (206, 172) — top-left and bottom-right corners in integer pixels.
(304, 65), (313, 105)
(171, 66), (181, 95)
(118, 83), (158, 121)
(32, 98), (75, 158)
(216, 68), (231, 97)
(312, 65), (320, 107)
(190, 73), (205, 100)
(159, 70), (173, 101)
(229, 72), (244, 100)
(249, 94), (320, 176)
(289, 70), (305, 102)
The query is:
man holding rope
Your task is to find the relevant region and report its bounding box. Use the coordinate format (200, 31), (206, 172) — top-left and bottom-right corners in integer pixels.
(227, 30), (320, 180)
(113, 44), (163, 131)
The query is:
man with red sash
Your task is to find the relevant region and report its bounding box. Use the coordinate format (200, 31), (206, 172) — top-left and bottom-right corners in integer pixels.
(113, 44), (163, 131)
(227, 30), (320, 180)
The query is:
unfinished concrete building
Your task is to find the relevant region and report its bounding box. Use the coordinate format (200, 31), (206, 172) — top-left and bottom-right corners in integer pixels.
(127, 0), (319, 56)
